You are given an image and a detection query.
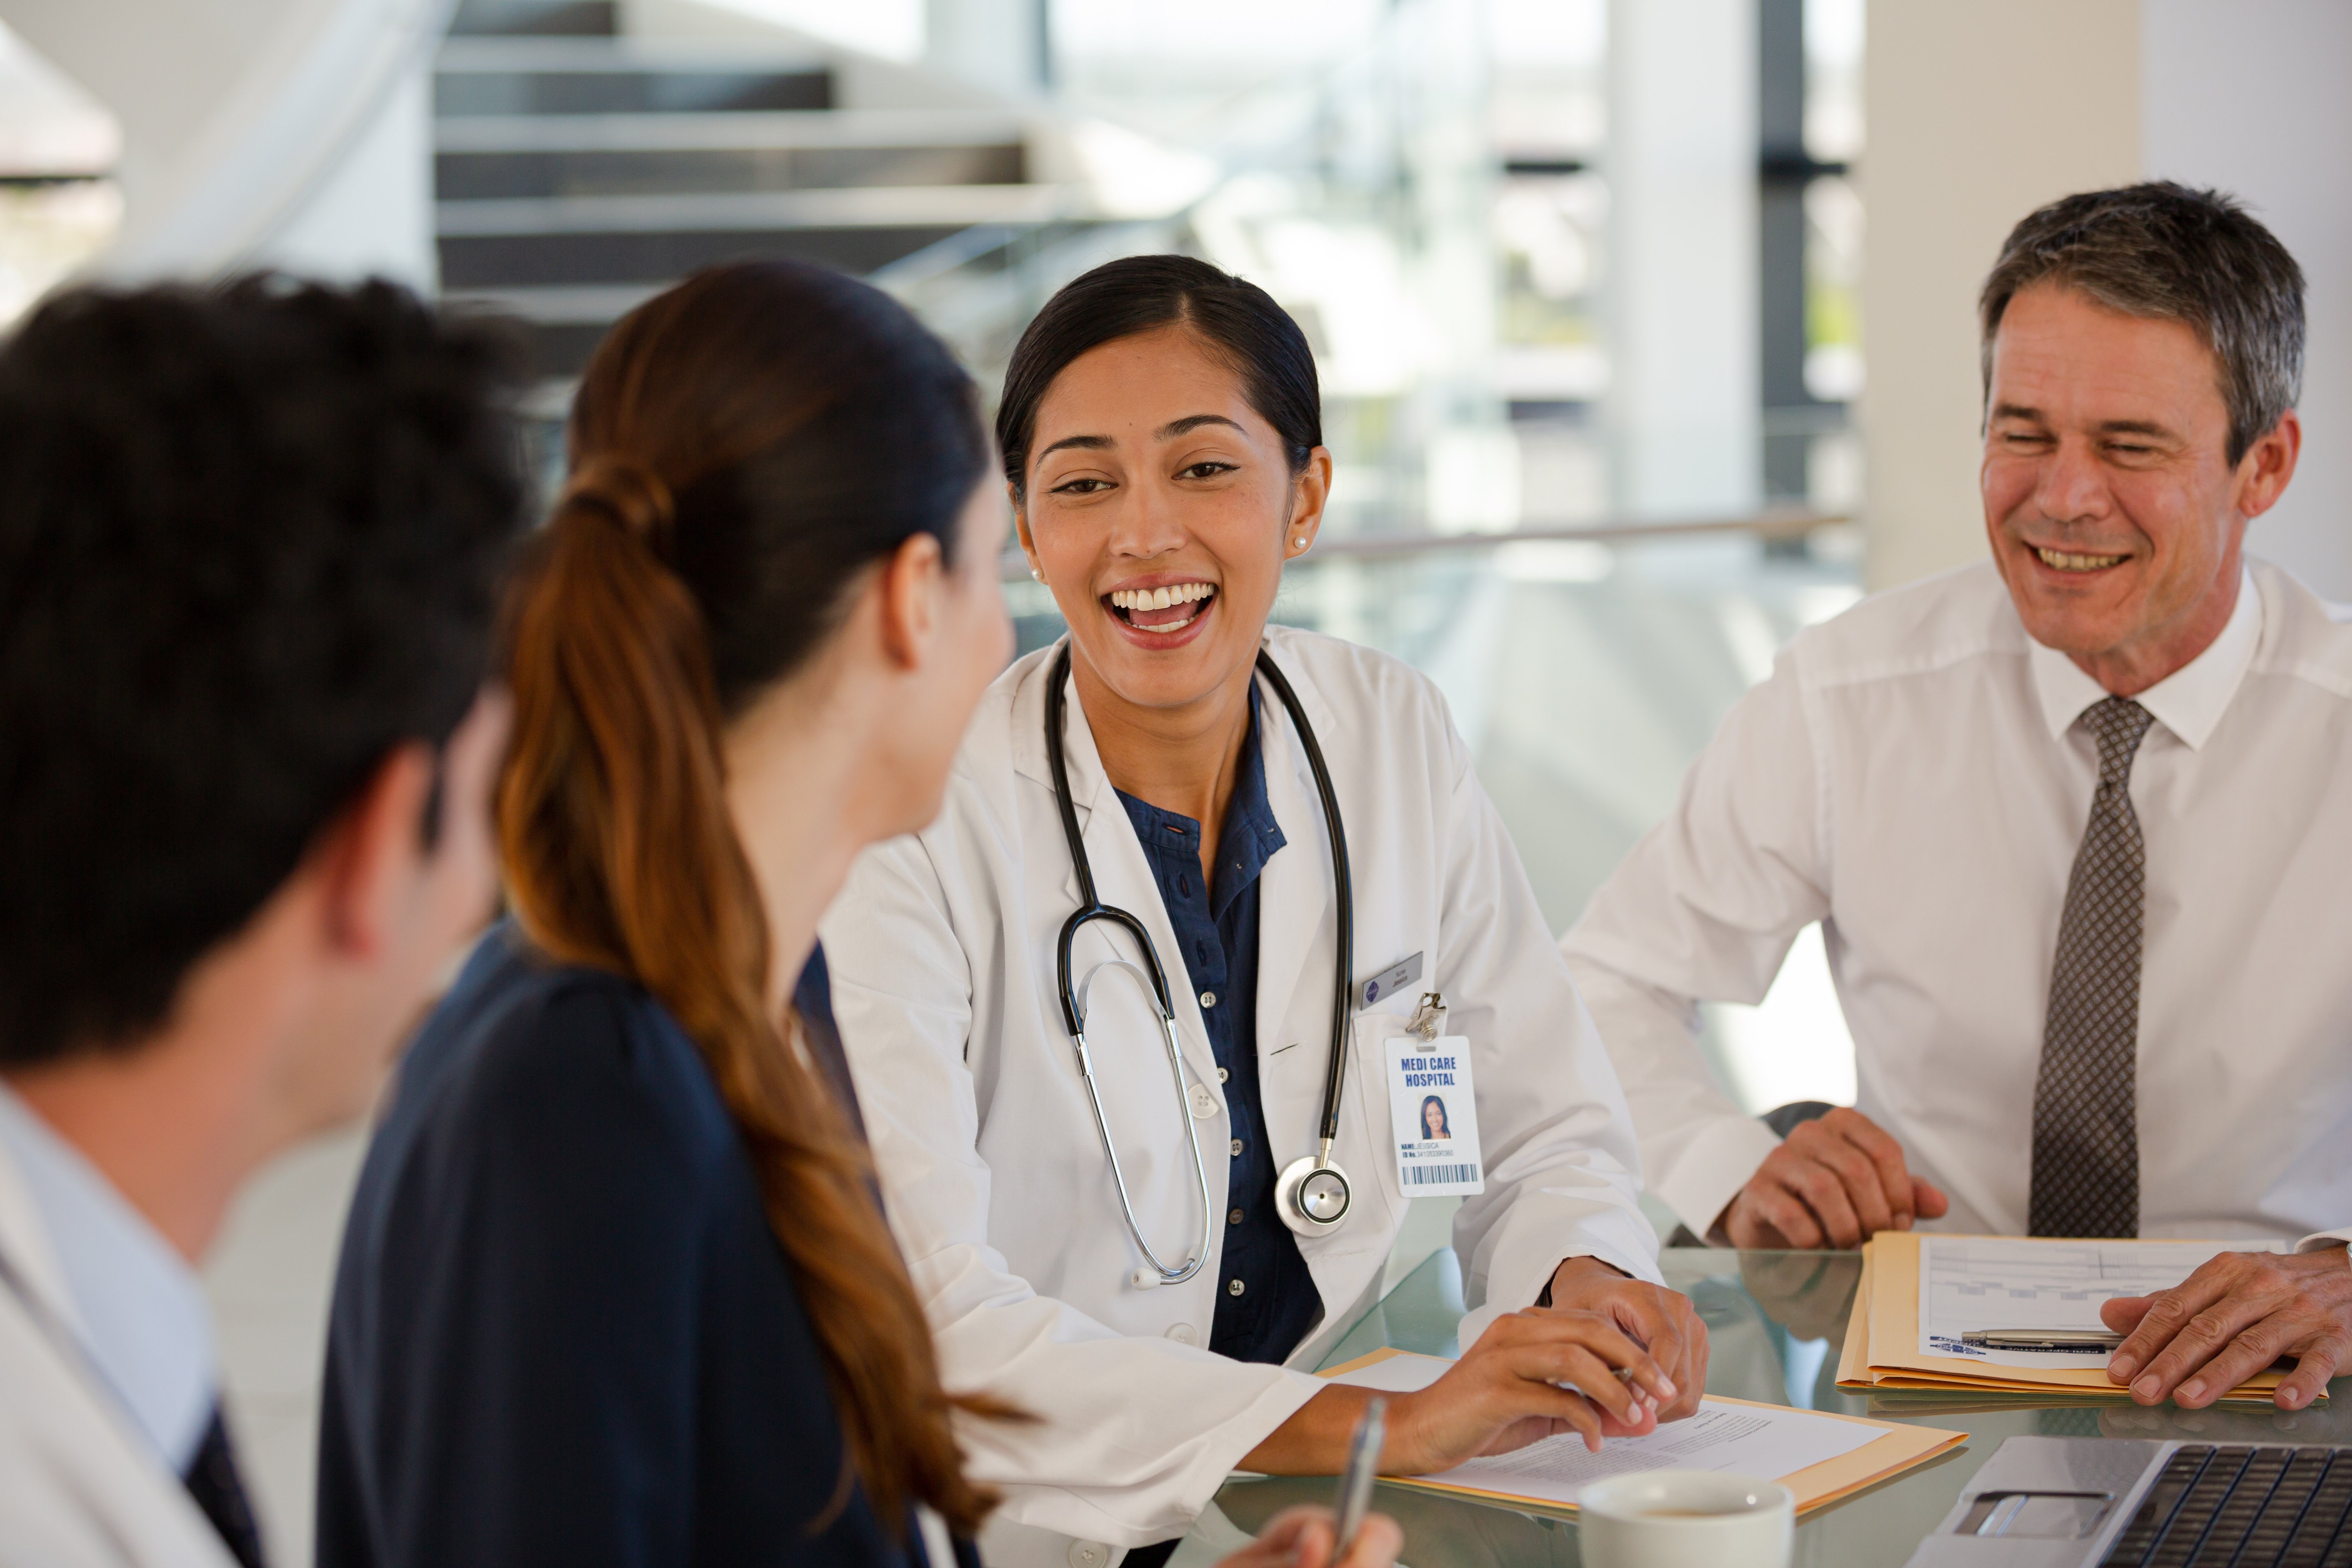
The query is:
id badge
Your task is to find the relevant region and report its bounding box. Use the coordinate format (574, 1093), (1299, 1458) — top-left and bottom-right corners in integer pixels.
(1384, 1035), (1484, 1196)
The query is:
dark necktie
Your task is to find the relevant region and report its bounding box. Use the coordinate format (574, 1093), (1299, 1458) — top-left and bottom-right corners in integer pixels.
(2029, 696), (2157, 1239)
(184, 1404), (268, 1568)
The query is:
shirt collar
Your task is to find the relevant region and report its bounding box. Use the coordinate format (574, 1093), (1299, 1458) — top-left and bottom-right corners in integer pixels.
(0, 1082), (216, 1473)
(2027, 567), (2262, 752)
(1114, 688), (1289, 920)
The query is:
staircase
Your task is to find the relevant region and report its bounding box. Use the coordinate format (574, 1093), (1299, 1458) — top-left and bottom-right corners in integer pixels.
(433, 0), (1116, 390)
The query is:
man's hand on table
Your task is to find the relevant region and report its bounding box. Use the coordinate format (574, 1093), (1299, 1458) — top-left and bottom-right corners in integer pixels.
(2101, 1244), (2352, 1411)
(1716, 1106), (1949, 1250)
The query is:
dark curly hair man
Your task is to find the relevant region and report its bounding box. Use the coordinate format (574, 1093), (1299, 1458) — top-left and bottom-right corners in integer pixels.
(0, 276), (524, 1566)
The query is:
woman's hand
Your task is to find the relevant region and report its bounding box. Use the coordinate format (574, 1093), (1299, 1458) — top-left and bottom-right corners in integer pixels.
(1381, 1303), (1682, 1468)
(1216, 1505), (1402, 1568)
(1542, 1257), (1709, 1422)
(1241, 1299), (1689, 1476)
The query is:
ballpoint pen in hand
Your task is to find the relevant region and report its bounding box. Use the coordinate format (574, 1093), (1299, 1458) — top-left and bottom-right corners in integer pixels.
(1333, 1398), (1386, 1560)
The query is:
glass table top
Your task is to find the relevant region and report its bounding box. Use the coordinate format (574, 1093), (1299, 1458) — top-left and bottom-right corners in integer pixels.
(1194, 1247), (2352, 1568)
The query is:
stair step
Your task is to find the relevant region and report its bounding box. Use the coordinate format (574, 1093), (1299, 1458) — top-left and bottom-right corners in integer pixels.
(437, 39), (832, 117)
(438, 185), (1064, 237)
(437, 69), (830, 117)
(449, 0), (616, 36)
(435, 109), (1027, 154)
(445, 282), (667, 321)
(441, 222), (996, 290)
(439, 143), (1026, 199)
(437, 37), (828, 70)
(442, 284), (660, 378)
(434, 111), (1028, 199)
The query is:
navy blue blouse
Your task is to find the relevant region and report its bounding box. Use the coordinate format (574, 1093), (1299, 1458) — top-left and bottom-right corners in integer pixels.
(317, 925), (949, 1568)
(1114, 693), (1321, 1366)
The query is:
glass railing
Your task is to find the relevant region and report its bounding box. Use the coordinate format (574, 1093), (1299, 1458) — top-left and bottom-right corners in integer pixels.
(1006, 514), (1863, 1120)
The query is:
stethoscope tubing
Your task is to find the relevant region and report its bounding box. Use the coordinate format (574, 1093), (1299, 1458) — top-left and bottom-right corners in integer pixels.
(1042, 639), (1356, 1272)
(1245, 649), (1356, 1145)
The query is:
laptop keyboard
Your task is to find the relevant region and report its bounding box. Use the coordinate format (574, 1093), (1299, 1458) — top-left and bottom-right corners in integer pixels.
(2100, 1445), (2352, 1566)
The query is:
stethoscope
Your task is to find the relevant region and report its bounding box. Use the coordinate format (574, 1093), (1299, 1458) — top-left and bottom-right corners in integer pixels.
(1045, 640), (1357, 1289)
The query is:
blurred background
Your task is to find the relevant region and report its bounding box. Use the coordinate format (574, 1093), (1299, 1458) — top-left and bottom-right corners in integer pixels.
(1, 1), (2345, 1557)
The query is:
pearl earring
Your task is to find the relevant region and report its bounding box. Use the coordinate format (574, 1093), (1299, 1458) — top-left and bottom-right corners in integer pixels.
(1294, 537), (1308, 549)
(1030, 566), (1046, 584)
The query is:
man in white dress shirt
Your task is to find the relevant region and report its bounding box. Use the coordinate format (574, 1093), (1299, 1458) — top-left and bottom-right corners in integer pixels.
(1564, 183), (2352, 1412)
(0, 280), (518, 1564)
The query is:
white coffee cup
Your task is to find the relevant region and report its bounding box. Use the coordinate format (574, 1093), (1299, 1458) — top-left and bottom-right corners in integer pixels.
(1576, 1469), (1795, 1568)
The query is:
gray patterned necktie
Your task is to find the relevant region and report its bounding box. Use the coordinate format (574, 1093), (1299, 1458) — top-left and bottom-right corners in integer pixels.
(2029, 696), (2157, 1238)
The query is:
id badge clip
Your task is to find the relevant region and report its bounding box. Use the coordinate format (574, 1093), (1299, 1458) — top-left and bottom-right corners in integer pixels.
(1384, 992), (1484, 1197)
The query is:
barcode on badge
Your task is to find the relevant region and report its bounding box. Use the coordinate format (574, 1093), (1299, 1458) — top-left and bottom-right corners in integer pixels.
(1404, 1162), (1479, 1186)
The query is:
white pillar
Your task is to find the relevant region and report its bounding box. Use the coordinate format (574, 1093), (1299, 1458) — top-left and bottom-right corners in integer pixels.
(1859, 0), (2138, 590)
(2142, 0), (2352, 601)
(1407, 0), (1512, 533)
(1605, 0), (1757, 518)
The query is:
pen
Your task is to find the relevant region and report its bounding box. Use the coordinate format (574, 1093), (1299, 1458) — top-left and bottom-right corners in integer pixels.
(1333, 1397), (1385, 1560)
(1961, 1329), (2123, 1353)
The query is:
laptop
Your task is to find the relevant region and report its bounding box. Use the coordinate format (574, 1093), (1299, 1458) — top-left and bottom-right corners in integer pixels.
(1904, 1436), (2352, 1566)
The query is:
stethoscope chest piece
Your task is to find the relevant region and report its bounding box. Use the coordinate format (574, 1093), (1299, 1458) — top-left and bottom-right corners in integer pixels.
(1274, 1153), (1352, 1235)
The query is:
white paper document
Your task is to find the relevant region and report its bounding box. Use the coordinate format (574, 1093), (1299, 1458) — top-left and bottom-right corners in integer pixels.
(1917, 1236), (2271, 1369)
(1422, 1401), (1876, 1505)
(1324, 1353), (1875, 1506)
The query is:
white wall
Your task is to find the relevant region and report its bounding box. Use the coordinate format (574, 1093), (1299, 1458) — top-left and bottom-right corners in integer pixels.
(1859, 0), (2141, 591)
(8, 0), (442, 289)
(2142, 0), (2352, 601)
(262, 63), (436, 290)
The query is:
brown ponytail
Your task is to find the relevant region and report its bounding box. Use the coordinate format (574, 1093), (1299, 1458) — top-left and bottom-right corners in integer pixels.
(496, 262), (1004, 1536)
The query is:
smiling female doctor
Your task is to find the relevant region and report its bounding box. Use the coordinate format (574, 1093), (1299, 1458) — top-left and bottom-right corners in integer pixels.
(820, 256), (1707, 1568)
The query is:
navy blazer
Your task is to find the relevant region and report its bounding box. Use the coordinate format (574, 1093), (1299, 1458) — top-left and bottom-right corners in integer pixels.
(317, 923), (954, 1568)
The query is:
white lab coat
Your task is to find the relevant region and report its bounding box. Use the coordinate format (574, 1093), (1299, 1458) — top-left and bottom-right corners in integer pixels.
(0, 1139), (236, 1568)
(821, 626), (1661, 1568)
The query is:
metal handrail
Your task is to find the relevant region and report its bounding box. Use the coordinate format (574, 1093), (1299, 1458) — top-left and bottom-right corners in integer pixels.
(996, 508), (1850, 578)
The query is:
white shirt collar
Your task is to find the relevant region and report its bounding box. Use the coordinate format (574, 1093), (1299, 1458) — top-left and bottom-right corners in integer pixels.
(0, 1083), (216, 1473)
(2027, 567), (2262, 752)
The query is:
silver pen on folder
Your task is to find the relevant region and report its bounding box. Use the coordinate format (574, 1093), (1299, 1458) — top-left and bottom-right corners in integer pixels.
(1960, 1329), (2124, 1353)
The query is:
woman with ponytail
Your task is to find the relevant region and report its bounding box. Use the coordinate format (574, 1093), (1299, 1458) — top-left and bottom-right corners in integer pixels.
(315, 259), (1397, 1568)
(314, 259), (1012, 1568)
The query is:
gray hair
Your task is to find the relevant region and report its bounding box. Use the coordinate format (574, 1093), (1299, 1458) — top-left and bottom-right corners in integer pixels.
(1980, 182), (2304, 464)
